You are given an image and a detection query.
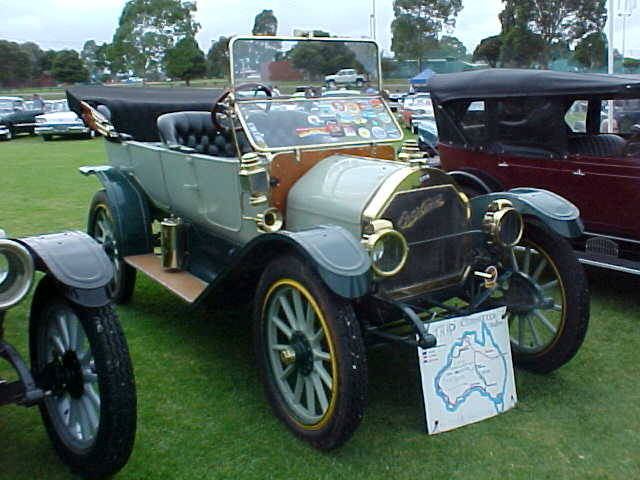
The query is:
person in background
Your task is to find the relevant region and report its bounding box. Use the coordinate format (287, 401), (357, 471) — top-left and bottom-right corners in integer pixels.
(32, 94), (45, 109)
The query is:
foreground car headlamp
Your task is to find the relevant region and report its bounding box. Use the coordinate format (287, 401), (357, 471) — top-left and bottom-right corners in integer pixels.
(363, 220), (409, 277)
(483, 200), (523, 248)
(0, 238), (35, 310)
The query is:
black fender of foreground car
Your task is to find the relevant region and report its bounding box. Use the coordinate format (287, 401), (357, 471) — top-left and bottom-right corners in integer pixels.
(79, 165), (154, 256)
(196, 225), (373, 304)
(470, 188), (584, 238)
(17, 231), (115, 307)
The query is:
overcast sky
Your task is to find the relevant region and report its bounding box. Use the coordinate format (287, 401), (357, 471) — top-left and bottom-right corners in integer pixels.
(1, 0), (639, 58)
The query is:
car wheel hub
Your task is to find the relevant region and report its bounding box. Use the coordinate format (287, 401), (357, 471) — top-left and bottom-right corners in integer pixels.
(501, 272), (551, 314)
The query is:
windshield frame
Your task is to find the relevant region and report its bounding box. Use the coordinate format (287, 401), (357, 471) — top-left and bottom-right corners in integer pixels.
(228, 35), (383, 95)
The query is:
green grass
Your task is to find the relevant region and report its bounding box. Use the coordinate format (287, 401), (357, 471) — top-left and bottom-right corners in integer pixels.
(0, 136), (639, 479)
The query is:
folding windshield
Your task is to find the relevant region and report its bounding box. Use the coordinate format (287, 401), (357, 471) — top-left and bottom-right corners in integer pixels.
(230, 37), (381, 95)
(229, 36), (401, 151)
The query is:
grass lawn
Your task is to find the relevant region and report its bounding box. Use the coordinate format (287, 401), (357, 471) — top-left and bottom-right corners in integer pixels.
(0, 136), (639, 479)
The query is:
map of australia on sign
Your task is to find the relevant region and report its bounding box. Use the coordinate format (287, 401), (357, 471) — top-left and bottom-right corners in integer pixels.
(435, 322), (508, 413)
(418, 307), (517, 434)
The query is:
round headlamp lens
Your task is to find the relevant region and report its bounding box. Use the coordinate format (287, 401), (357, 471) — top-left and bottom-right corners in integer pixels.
(371, 230), (408, 277)
(0, 252), (8, 284)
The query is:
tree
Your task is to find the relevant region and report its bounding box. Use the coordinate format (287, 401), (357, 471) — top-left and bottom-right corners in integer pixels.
(439, 35), (467, 58)
(110, 0), (200, 78)
(500, 26), (547, 68)
(0, 41), (31, 87)
(287, 42), (363, 80)
(81, 40), (101, 80)
(19, 42), (45, 81)
(165, 35), (206, 85)
(52, 50), (89, 84)
(573, 32), (607, 70)
(500, 0), (607, 46)
(473, 35), (502, 67)
(252, 9), (278, 35)
(39, 50), (58, 75)
(391, 0), (463, 68)
(207, 36), (230, 78)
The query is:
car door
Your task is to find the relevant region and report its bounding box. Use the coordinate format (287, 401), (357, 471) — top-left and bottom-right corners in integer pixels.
(160, 150), (243, 236)
(563, 153), (640, 238)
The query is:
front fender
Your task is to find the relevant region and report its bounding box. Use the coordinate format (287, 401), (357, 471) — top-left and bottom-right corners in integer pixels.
(277, 226), (372, 298)
(470, 188), (584, 238)
(199, 225), (372, 303)
(79, 165), (153, 256)
(17, 231), (114, 307)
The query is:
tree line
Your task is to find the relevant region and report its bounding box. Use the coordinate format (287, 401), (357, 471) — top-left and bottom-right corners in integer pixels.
(390, 0), (638, 73)
(2, 0), (638, 89)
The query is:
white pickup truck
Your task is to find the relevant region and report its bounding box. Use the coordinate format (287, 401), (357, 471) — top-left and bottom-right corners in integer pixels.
(324, 68), (366, 88)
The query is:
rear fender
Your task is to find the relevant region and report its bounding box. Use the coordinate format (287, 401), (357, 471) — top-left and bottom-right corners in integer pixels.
(79, 165), (153, 256)
(470, 188), (584, 238)
(17, 231), (114, 307)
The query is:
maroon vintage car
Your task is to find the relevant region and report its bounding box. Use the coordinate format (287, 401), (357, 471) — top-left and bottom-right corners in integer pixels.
(430, 69), (640, 275)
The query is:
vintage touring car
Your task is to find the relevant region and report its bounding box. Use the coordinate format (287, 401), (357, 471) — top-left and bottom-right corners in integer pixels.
(431, 69), (640, 276)
(0, 228), (136, 478)
(70, 37), (589, 450)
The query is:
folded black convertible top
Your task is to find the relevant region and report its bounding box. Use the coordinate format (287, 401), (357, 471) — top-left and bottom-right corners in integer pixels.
(66, 85), (222, 142)
(429, 69), (640, 104)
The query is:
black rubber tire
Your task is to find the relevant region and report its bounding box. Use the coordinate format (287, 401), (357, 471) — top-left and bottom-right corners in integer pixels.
(43, 134), (52, 141)
(254, 254), (368, 450)
(29, 277), (136, 479)
(88, 190), (136, 304)
(508, 219), (589, 373)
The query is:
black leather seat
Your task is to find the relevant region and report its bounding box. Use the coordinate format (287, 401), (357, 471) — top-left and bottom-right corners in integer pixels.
(568, 134), (625, 157)
(157, 111), (251, 157)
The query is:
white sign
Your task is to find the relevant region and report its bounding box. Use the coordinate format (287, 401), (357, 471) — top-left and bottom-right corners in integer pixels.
(418, 307), (517, 434)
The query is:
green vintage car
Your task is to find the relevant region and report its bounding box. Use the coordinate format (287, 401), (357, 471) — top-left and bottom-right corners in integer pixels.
(71, 36), (589, 450)
(0, 97), (44, 140)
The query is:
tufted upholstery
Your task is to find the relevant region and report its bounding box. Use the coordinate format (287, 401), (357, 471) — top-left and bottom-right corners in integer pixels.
(157, 111), (251, 157)
(568, 134), (625, 158)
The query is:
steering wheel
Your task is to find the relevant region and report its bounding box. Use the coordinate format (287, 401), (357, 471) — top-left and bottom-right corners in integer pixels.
(211, 83), (273, 133)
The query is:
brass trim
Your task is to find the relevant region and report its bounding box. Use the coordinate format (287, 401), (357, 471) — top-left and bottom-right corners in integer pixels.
(483, 201), (523, 248)
(362, 167), (422, 222)
(362, 225), (409, 278)
(387, 266), (471, 300)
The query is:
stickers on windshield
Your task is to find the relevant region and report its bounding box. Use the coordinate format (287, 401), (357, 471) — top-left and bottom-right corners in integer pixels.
(296, 126), (330, 138)
(371, 126), (387, 139)
(354, 116), (367, 125)
(343, 126), (357, 137)
(379, 113), (392, 123)
(332, 102), (346, 112)
(337, 112), (354, 124)
(358, 127), (371, 139)
(345, 102), (360, 114)
(307, 115), (323, 126)
(327, 121), (344, 137)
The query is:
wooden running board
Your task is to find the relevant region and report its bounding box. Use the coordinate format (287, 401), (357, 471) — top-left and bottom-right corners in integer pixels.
(124, 254), (208, 303)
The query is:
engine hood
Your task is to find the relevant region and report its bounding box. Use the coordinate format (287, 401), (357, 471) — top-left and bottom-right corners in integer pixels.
(286, 154), (419, 237)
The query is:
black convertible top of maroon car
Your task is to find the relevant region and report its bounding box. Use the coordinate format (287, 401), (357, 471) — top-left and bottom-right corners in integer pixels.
(429, 69), (640, 104)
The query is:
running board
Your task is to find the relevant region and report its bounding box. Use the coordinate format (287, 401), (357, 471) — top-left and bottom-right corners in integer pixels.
(124, 254), (208, 303)
(577, 251), (640, 276)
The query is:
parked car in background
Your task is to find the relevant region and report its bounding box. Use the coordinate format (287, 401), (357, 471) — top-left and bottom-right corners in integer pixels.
(72, 36), (589, 451)
(0, 96), (44, 140)
(398, 93), (434, 130)
(0, 227), (136, 478)
(0, 125), (9, 141)
(35, 100), (94, 140)
(325, 68), (366, 88)
(431, 68), (640, 276)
